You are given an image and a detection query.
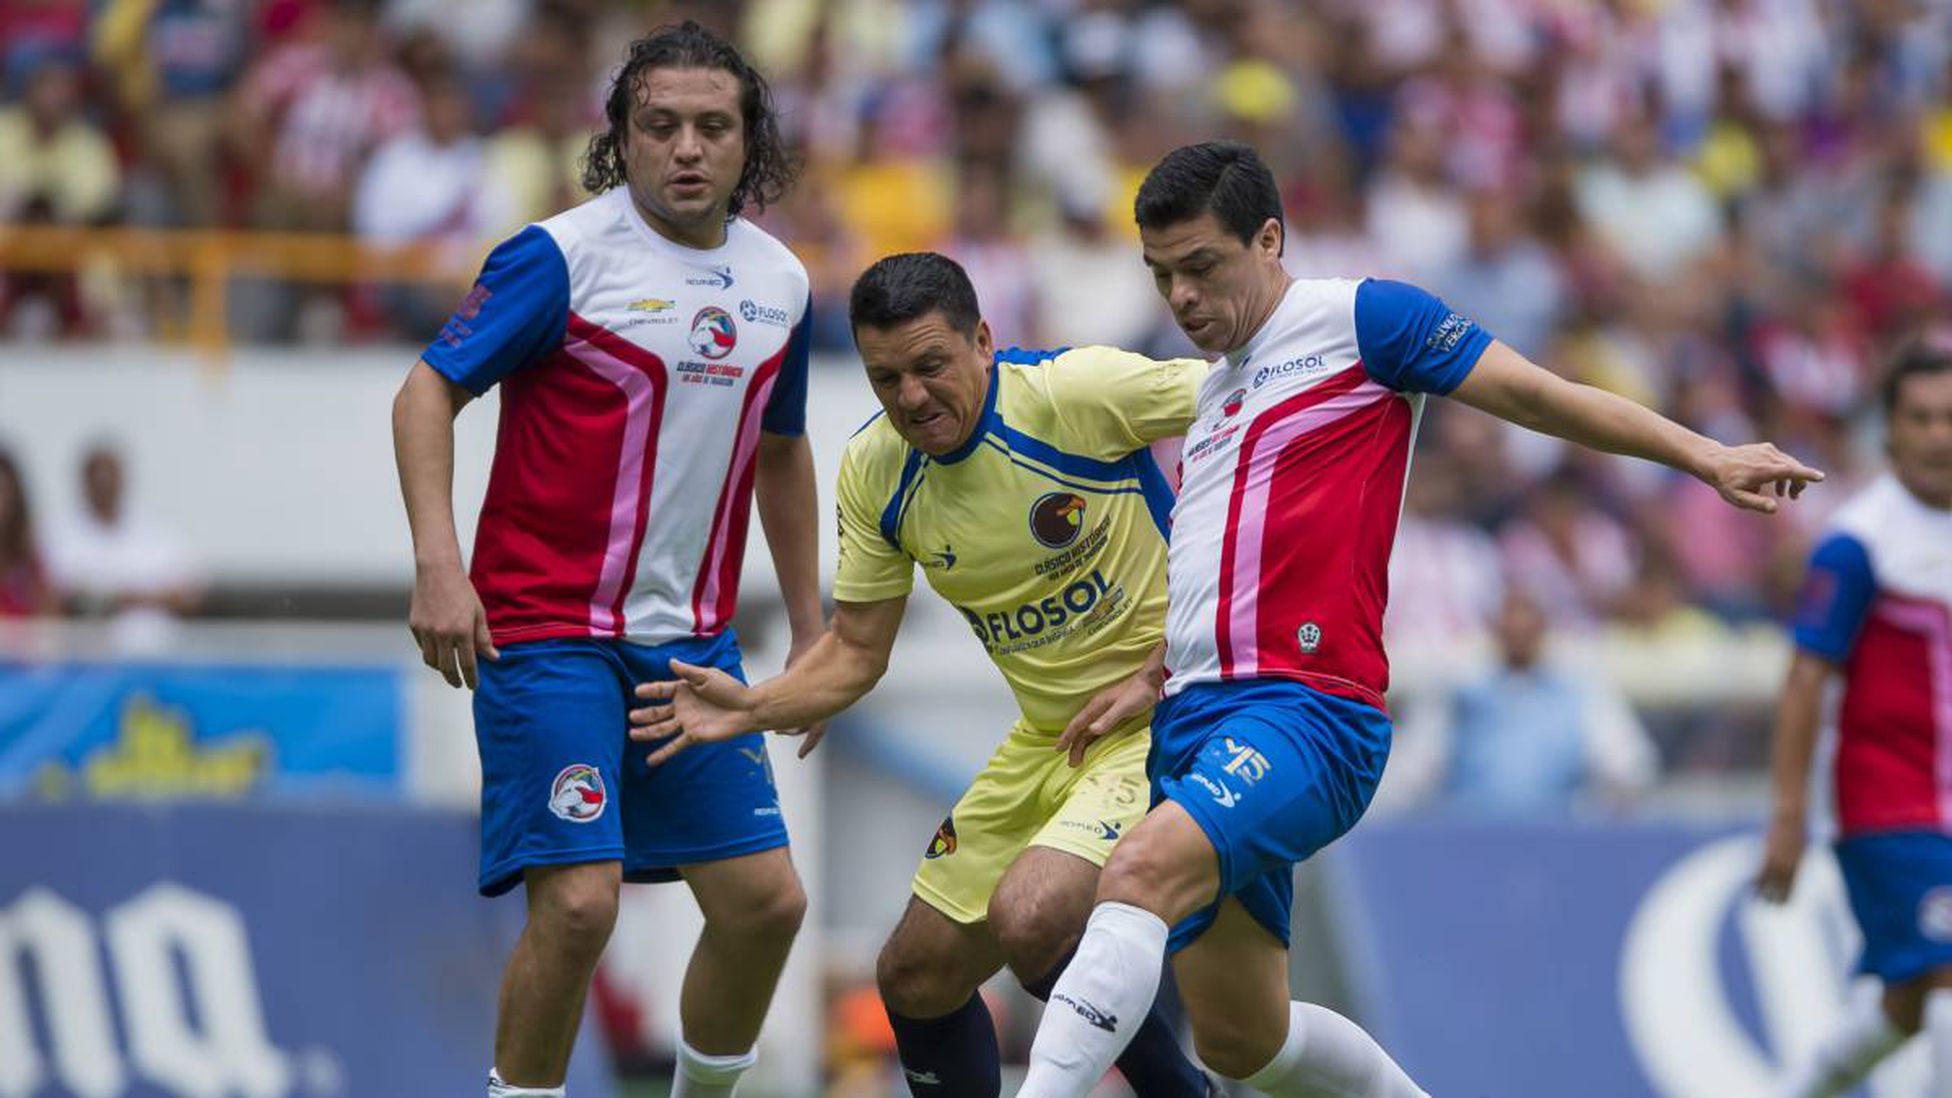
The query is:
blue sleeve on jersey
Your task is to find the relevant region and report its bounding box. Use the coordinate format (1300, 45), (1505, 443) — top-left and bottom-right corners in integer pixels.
(423, 226), (569, 395)
(1791, 533), (1876, 662)
(1353, 279), (1493, 395)
(761, 294), (813, 436)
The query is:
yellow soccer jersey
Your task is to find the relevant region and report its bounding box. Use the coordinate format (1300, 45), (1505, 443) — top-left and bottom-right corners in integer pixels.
(834, 346), (1207, 733)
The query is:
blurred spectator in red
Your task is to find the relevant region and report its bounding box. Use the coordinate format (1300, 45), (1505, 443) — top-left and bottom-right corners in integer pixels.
(46, 443), (203, 648)
(0, 1), (88, 93)
(233, 0), (419, 233)
(1500, 468), (1639, 630)
(0, 448), (53, 620)
(1840, 186), (1946, 347)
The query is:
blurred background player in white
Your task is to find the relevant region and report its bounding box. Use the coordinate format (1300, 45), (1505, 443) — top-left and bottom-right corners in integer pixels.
(1761, 337), (1952, 1098)
(45, 441), (203, 650)
(390, 22), (819, 1098)
(629, 251), (1212, 1098)
(1015, 140), (1823, 1098)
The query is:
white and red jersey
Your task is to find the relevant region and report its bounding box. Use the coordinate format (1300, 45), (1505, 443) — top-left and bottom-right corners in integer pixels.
(424, 187), (811, 647)
(1161, 277), (1490, 709)
(1793, 475), (1952, 835)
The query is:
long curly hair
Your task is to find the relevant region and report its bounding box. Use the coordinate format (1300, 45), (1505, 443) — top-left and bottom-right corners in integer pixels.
(581, 21), (796, 220)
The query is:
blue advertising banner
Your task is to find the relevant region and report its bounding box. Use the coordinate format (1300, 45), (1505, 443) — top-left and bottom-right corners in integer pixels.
(1332, 818), (1931, 1098)
(0, 803), (613, 1098)
(0, 661), (402, 800)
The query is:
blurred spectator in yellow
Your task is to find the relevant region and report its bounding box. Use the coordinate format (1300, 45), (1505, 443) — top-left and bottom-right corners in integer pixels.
(0, 448), (53, 620)
(1381, 589), (1658, 817)
(46, 443), (203, 649)
(233, 0), (419, 233)
(0, 55), (120, 226)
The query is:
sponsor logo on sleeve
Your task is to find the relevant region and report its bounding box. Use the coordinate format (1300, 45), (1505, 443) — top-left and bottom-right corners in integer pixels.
(1426, 312), (1476, 354)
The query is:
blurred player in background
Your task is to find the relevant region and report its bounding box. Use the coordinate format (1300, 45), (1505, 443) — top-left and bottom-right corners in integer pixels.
(1761, 338), (1952, 1098)
(630, 251), (1212, 1097)
(390, 22), (818, 1098)
(1015, 140), (1823, 1098)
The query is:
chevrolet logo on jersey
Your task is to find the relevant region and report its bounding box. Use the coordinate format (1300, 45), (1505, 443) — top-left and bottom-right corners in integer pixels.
(626, 298), (675, 313)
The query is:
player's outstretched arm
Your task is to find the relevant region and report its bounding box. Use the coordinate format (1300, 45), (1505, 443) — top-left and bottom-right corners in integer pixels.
(1057, 642), (1168, 767)
(1757, 652), (1834, 903)
(393, 360), (497, 689)
(1449, 341), (1824, 512)
(630, 596), (906, 766)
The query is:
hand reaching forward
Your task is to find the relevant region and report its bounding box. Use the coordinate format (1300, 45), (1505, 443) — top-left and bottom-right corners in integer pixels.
(630, 660), (757, 766)
(1702, 443), (1824, 514)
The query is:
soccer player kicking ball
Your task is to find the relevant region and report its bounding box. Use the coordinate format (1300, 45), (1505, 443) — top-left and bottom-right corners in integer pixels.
(1008, 140), (1823, 1098)
(1760, 338), (1952, 1098)
(392, 23), (820, 1098)
(631, 251), (1213, 1097)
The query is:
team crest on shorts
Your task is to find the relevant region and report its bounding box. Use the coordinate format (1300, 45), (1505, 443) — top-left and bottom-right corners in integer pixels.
(925, 815), (958, 859)
(1920, 887), (1952, 942)
(549, 764), (607, 823)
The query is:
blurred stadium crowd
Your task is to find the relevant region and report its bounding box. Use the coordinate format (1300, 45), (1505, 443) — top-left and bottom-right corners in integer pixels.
(2, 0), (1949, 803)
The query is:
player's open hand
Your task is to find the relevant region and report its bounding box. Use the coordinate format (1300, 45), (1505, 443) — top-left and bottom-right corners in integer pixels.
(629, 660), (755, 766)
(407, 563), (498, 690)
(1703, 442), (1824, 514)
(1755, 811), (1806, 904)
(1058, 673), (1160, 768)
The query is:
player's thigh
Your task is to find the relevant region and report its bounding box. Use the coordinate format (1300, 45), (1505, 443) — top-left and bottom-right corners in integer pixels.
(1096, 798), (1224, 928)
(877, 894), (1008, 1015)
(987, 846), (1101, 973)
(1172, 897), (1292, 1077)
(473, 640), (632, 898)
(1025, 728), (1152, 874)
(912, 729), (1054, 924)
(615, 639), (790, 881)
(680, 845), (807, 941)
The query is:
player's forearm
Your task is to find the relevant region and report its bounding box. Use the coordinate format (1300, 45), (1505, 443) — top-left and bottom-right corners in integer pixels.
(743, 628), (886, 731)
(1767, 655), (1832, 821)
(1456, 343), (1719, 481)
(392, 362), (471, 571)
(754, 433), (824, 640)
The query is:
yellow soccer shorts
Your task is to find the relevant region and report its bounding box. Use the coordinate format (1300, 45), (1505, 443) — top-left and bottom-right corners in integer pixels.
(911, 722), (1151, 924)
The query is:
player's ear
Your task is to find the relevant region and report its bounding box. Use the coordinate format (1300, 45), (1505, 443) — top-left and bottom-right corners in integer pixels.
(972, 318), (994, 360)
(1257, 217), (1283, 260)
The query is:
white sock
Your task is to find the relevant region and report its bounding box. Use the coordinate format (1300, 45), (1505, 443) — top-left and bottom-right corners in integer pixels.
(1239, 1001), (1427, 1097)
(1928, 989), (1952, 1098)
(671, 1038), (757, 1098)
(1774, 991), (1906, 1098)
(1018, 901), (1170, 1098)
(488, 1068), (565, 1097)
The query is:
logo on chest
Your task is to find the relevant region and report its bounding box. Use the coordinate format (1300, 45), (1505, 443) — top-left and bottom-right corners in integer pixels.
(689, 306), (738, 359)
(1029, 492), (1087, 549)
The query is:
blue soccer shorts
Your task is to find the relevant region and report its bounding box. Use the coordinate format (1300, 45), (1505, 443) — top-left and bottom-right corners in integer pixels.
(471, 631), (788, 897)
(1149, 678), (1391, 952)
(1836, 830), (1952, 984)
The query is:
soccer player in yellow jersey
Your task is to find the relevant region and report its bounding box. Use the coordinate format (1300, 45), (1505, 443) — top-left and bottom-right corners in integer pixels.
(629, 252), (1211, 1097)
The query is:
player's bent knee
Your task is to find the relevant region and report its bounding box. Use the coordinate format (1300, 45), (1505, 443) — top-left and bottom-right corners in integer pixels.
(1191, 1020), (1282, 1082)
(1097, 830), (1207, 922)
(720, 875), (807, 943)
(875, 933), (964, 1017)
(986, 885), (1082, 979)
(529, 869), (621, 948)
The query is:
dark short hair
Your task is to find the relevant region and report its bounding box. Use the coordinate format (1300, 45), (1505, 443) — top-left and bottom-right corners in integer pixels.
(849, 253), (982, 339)
(581, 20), (795, 218)
(1882, 333), (1952, 416)
(1135, 140), (1284, 250)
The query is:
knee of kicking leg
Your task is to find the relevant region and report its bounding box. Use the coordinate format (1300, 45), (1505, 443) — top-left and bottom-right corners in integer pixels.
(722, 875), (808, 944)
(529, 869), (620, 953)
(1191, 1016), (1282, 1083)
(1096, 830), (1206, 921)
(875, 934), (967, 1018)
(986, 884), (1081, 984)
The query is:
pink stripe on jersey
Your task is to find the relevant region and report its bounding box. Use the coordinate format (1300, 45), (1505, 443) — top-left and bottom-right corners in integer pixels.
(1217, 366), (1389, 678)
(563, 313), (667, 636)
(691, 343), (788, 634)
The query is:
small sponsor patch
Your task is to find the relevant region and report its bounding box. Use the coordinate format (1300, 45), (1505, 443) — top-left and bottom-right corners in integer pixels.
(1426, 311), (1476, 354)
(549, 764), (607, 823)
